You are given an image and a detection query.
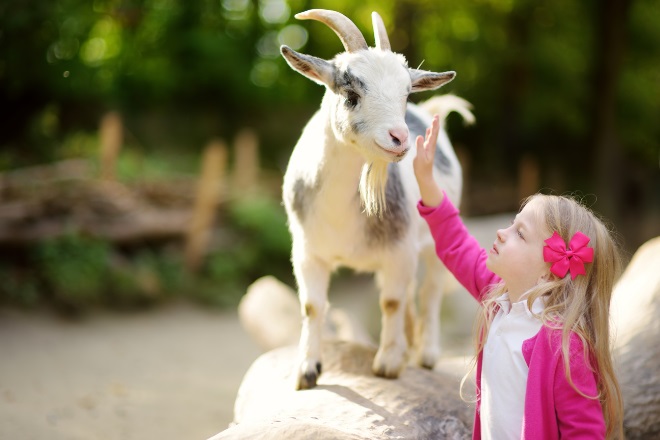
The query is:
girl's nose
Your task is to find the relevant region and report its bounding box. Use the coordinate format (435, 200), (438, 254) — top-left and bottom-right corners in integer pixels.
(496, 229), (505, 242)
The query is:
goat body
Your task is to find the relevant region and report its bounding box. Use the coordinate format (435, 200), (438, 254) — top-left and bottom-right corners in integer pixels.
(281, 9), (473, 389)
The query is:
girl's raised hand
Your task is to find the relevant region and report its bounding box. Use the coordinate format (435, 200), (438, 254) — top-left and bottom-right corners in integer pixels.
(413, 115), (444, 207)
(413, 115), (439, 179)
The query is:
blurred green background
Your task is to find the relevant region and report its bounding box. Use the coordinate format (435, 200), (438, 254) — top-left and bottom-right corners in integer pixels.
(0, 0), (658, 311)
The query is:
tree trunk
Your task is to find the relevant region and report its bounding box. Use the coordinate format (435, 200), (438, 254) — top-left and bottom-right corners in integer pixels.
(589, 0), (633, 221)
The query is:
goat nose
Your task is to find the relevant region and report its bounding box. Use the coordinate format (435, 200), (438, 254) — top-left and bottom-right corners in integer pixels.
(389, 128), (409, 147)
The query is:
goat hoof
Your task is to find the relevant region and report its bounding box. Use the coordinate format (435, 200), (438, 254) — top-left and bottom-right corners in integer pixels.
(373, 365), (401, 379)
(419, 359), (436, 370)
(296, 361), (322, 390)
(372, 346), (405, 379)
(417, 347), (440, 370)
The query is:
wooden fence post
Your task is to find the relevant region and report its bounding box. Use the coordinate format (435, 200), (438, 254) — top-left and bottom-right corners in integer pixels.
(231, 128), (260, 195)
(99, 111), (123, 180)
(185, 140), (227, 272)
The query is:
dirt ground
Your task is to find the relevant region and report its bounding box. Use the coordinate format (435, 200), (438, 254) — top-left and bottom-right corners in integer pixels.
(0, 303), (262, 440)
(0, 214), (509, 440)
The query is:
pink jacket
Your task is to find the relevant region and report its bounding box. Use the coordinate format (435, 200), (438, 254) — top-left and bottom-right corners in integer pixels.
(418, 196), (606, 440)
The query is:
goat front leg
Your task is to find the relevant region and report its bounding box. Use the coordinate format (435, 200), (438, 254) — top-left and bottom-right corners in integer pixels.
(292, 252), (331, 390)
(372, 258), (416, 378)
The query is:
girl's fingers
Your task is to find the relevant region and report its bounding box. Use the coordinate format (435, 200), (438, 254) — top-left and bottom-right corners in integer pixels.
(415, 135), (426, 159)
(421, 115), (440, 160)
(415, 115), (441, 165)
(426, 115), (440, 149)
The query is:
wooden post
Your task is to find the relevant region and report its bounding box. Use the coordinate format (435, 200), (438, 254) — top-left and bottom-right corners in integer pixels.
(232, 128), (260, 194)
(185, 140), (227, 272)
(99, 112), (123, 180)
(517, 154), (540, 202)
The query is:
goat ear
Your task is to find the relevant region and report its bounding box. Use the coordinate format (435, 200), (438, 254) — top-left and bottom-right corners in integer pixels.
(409, 69), (456, 93)
(281, 45), (335, 87)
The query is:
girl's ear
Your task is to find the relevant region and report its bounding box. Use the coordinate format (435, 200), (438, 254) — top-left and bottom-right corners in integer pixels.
(537, 270), (554, 285)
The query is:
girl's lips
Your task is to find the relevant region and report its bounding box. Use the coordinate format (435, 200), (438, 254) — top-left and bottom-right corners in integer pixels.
(491, 243), (499, 255)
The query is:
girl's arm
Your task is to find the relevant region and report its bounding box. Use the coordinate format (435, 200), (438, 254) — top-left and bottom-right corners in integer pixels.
(413, 115), (499, 301)
(418, 197), (499, 301)
(553, 334), (607, 437)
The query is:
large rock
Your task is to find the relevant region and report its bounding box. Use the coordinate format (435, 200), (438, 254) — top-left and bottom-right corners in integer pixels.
(237, 276), (302, 351)
(238, 275), (376, 352)
(611, 236), (660, 439)
(209, 340), (473, 440)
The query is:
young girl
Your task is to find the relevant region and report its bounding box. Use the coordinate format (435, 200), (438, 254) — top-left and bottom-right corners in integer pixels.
(413, 115), (624, 439)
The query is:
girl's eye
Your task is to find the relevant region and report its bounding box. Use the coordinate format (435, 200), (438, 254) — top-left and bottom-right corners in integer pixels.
(510, 219), (524, 240)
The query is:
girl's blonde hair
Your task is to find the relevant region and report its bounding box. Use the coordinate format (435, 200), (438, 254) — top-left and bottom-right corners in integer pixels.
(463, 194), (624, 439)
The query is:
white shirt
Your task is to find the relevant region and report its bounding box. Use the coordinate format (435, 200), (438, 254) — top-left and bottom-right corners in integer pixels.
(480, 293), (545, 440)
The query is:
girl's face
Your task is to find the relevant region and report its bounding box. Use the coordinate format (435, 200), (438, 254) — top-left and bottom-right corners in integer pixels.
(486, 198), (551, 301)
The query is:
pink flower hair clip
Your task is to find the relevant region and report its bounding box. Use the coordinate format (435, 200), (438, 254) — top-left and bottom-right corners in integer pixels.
(543, 231), (594, 280)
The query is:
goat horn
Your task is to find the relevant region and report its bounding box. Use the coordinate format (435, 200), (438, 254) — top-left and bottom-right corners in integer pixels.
(296, 9), (368, 53)
(372, 12), (391, 51)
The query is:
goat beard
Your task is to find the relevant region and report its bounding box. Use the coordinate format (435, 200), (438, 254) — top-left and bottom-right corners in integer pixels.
(359, 160), (389, 217)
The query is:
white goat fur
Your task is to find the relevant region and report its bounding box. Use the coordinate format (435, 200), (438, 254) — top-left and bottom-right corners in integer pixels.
(280, 9), (474, 389)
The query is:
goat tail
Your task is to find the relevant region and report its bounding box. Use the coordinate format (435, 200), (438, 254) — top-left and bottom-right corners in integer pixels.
(419, 94), (475, 127)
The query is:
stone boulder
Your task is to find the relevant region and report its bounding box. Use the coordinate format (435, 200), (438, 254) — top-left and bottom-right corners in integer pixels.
(238, 275), (375, 352)
(611, 236), (660, 439)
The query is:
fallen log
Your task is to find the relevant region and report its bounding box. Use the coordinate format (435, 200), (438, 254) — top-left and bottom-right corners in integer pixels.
(0, 168), (197, 246)
(0, 160), (284, 247)
(0, 158), (94, 191)
(210, 341), (474, 440)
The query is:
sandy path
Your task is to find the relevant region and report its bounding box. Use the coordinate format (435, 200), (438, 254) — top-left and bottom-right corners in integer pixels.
(0, 303), (261, 440)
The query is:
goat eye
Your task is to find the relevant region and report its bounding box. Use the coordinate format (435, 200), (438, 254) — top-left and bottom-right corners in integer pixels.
(345, 91), (359, 108)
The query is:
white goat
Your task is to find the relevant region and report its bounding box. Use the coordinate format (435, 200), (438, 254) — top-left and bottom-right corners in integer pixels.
(280, 9), (473, 389)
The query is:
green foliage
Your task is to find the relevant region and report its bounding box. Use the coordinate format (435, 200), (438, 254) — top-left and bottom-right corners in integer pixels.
(0, 266), (41, 307)
(228, 196), (292, 256)
(194, 252), (248, 308)
(188, 196), (293, 308)
(34, 231), (110, 308)
(105, 248), (188, 307)
(618, 0), (660, 163)
(2, 0), (657, 182)
(113, 148), (198, 182)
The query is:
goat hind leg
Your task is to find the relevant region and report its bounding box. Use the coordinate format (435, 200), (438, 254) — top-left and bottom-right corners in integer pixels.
(415, 250), (448, 369)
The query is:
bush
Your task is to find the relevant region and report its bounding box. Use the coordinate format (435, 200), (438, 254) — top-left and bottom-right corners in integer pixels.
(34, 231), (110, 309)
(0, 265), (41, 307)
(188, 195), (294, 307)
